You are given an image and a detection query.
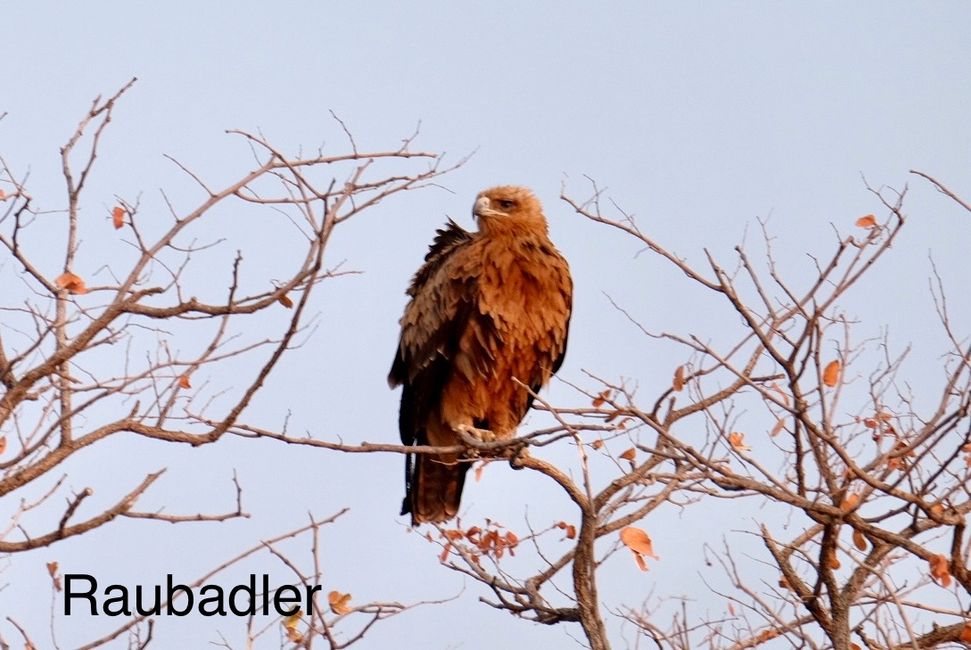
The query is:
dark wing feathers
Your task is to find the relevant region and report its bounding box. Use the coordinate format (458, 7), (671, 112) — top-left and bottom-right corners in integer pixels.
(388, 219), (473, 391)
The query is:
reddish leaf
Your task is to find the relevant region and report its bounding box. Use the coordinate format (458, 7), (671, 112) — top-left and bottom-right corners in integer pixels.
(620, 526), (659, 571)
(960, 624), (971, 642)
(278, 293), (294, 308)
(929, 554), (951, 587)
(55, 272), (88, 295)
(619, 447), (636, 462)
(555, 521), (577, 540)
(823, 360), (841, 387)
(592, 390), (609, 408)
(112, 205), (125, 229)
(855, 214), (877, 228)
(672, 365), (685, 392)
(327, 590), (352, 614)
(728, 431), (751, 452)
(590, 439), (604, 451)
(770, 418), (785, 437)
(178, 374), (191, 389)
(852, 529), (867, 551)
(0, 436), (6, 455)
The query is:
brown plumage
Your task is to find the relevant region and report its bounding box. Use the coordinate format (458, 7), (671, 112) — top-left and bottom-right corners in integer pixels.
(389, 186), (573, 525)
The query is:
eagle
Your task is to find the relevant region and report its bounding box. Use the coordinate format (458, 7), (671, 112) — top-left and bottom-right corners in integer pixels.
(389, 185), (573, 525)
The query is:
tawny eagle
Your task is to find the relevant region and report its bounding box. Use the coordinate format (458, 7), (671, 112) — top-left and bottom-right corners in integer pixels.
(389, 186), (573, 524)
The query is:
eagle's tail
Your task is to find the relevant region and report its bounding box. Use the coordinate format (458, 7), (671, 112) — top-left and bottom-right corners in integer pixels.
(403, 454), (468, 525)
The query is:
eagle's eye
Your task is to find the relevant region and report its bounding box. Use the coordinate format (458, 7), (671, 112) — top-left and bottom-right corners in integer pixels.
(498, 199), (515, 210)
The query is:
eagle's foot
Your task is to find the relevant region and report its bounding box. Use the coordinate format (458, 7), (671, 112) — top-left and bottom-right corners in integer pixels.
(508, 446), (531, 469)
(455, 423), (497, 446)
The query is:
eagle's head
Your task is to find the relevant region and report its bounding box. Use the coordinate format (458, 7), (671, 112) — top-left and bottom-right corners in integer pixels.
(472, 185), (546, 233)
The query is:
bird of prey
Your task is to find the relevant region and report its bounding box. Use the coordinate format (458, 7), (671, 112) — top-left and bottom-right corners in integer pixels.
(389, 185), (573, 524)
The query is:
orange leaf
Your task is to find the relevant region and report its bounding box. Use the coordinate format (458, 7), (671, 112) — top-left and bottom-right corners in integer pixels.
(855, 214), (877, 228)
(754, 629), (780, 644)
(728, 431), (751, 452)
(283, 610), (303, 642)
(473, 460), (487, 483)
(960, 624), (971, 643)
(841, 492), (861, 512)
(0, 189), (6, 199)
(778, 576), (790, 590)
(590, 439), (604, 451)
(851, 644), (863, 650)
(826, 548), (841, 569)
(823, 360), (841, 387)
(178, 374), (191, 389)
(672, 365), (685, 392)
(0, 436), (6, 455)
(619, 447), (636, 462)
(770, 418), (785, 437)
(929, 554), (951, 587)
(929, 503), (944, 519)
(278, 293), (294, 308)
(555, 521), (577, 540)
(112, 205), (125, 229)
(620, 526), (659, 571)
(327, 590), (352, 615)
(852, 529), (867, 551)
(46, 561), (58, 578)
(727, 601), (735, 615)
(592, 390), (609, 408)
(55, 272), (88, 295)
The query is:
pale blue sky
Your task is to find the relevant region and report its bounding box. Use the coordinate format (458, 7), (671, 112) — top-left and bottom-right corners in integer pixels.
(1, 2), (969, 648)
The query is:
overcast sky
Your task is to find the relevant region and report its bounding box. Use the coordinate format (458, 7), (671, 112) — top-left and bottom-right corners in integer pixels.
(1, 2), (969, 648)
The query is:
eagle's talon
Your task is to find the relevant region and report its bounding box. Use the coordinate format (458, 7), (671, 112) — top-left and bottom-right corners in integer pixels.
(455, 423), (497, 445)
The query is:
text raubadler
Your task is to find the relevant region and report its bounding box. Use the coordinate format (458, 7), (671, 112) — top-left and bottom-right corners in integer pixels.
(64, 574), (320, 617)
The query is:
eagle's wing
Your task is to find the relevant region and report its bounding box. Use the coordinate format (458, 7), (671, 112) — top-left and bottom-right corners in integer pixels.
(389, 220), (495, 523)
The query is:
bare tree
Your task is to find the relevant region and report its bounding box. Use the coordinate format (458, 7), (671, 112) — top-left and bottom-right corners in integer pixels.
(254, 173), (969, 650)
(5, 81), (968, 650)
(0, 80), (458, 648)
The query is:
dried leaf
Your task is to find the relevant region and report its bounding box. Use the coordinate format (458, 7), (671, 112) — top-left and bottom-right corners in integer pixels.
(0, 436), (6, 455)
(728, 431), (751, 452)
(826, 549), (841, 569)
(112, 205), (125, 229)
(960, 624), (971, 643)
(473, 460), (487, 483)
(620, 526), (659, 571)
(178, 374), (191, 389)
(770, 418), (785, 437)
(672, 364), (685, 392)
(851, 645), (862, 650)
(592, 390), (609, 408)
(822, 360), (841, 388)
(855, 214), (877, 228)
(777, 577), (790, 591)
(754, 629), (780, 644)
(929, 503), (945, 519)
(328, 590), (352, 615)
(55, 271), (88, 295)
(46, 561), (61, 592)
(555, 521), (577, 540)
(619, 447), (636, 462)
(283, 609), (303, 642)
(727, 601), (735, 615)
(929, 554), (951, 587)
(852, 529), (867, 551)
(841, 492), (861, 512)
(0, 189), (6, 199)
(278, 293), (294, 308)
(590, 439), (604, 451)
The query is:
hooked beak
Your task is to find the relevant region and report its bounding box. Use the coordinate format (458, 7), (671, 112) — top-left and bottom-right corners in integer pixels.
(473, 195), (491, 218)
